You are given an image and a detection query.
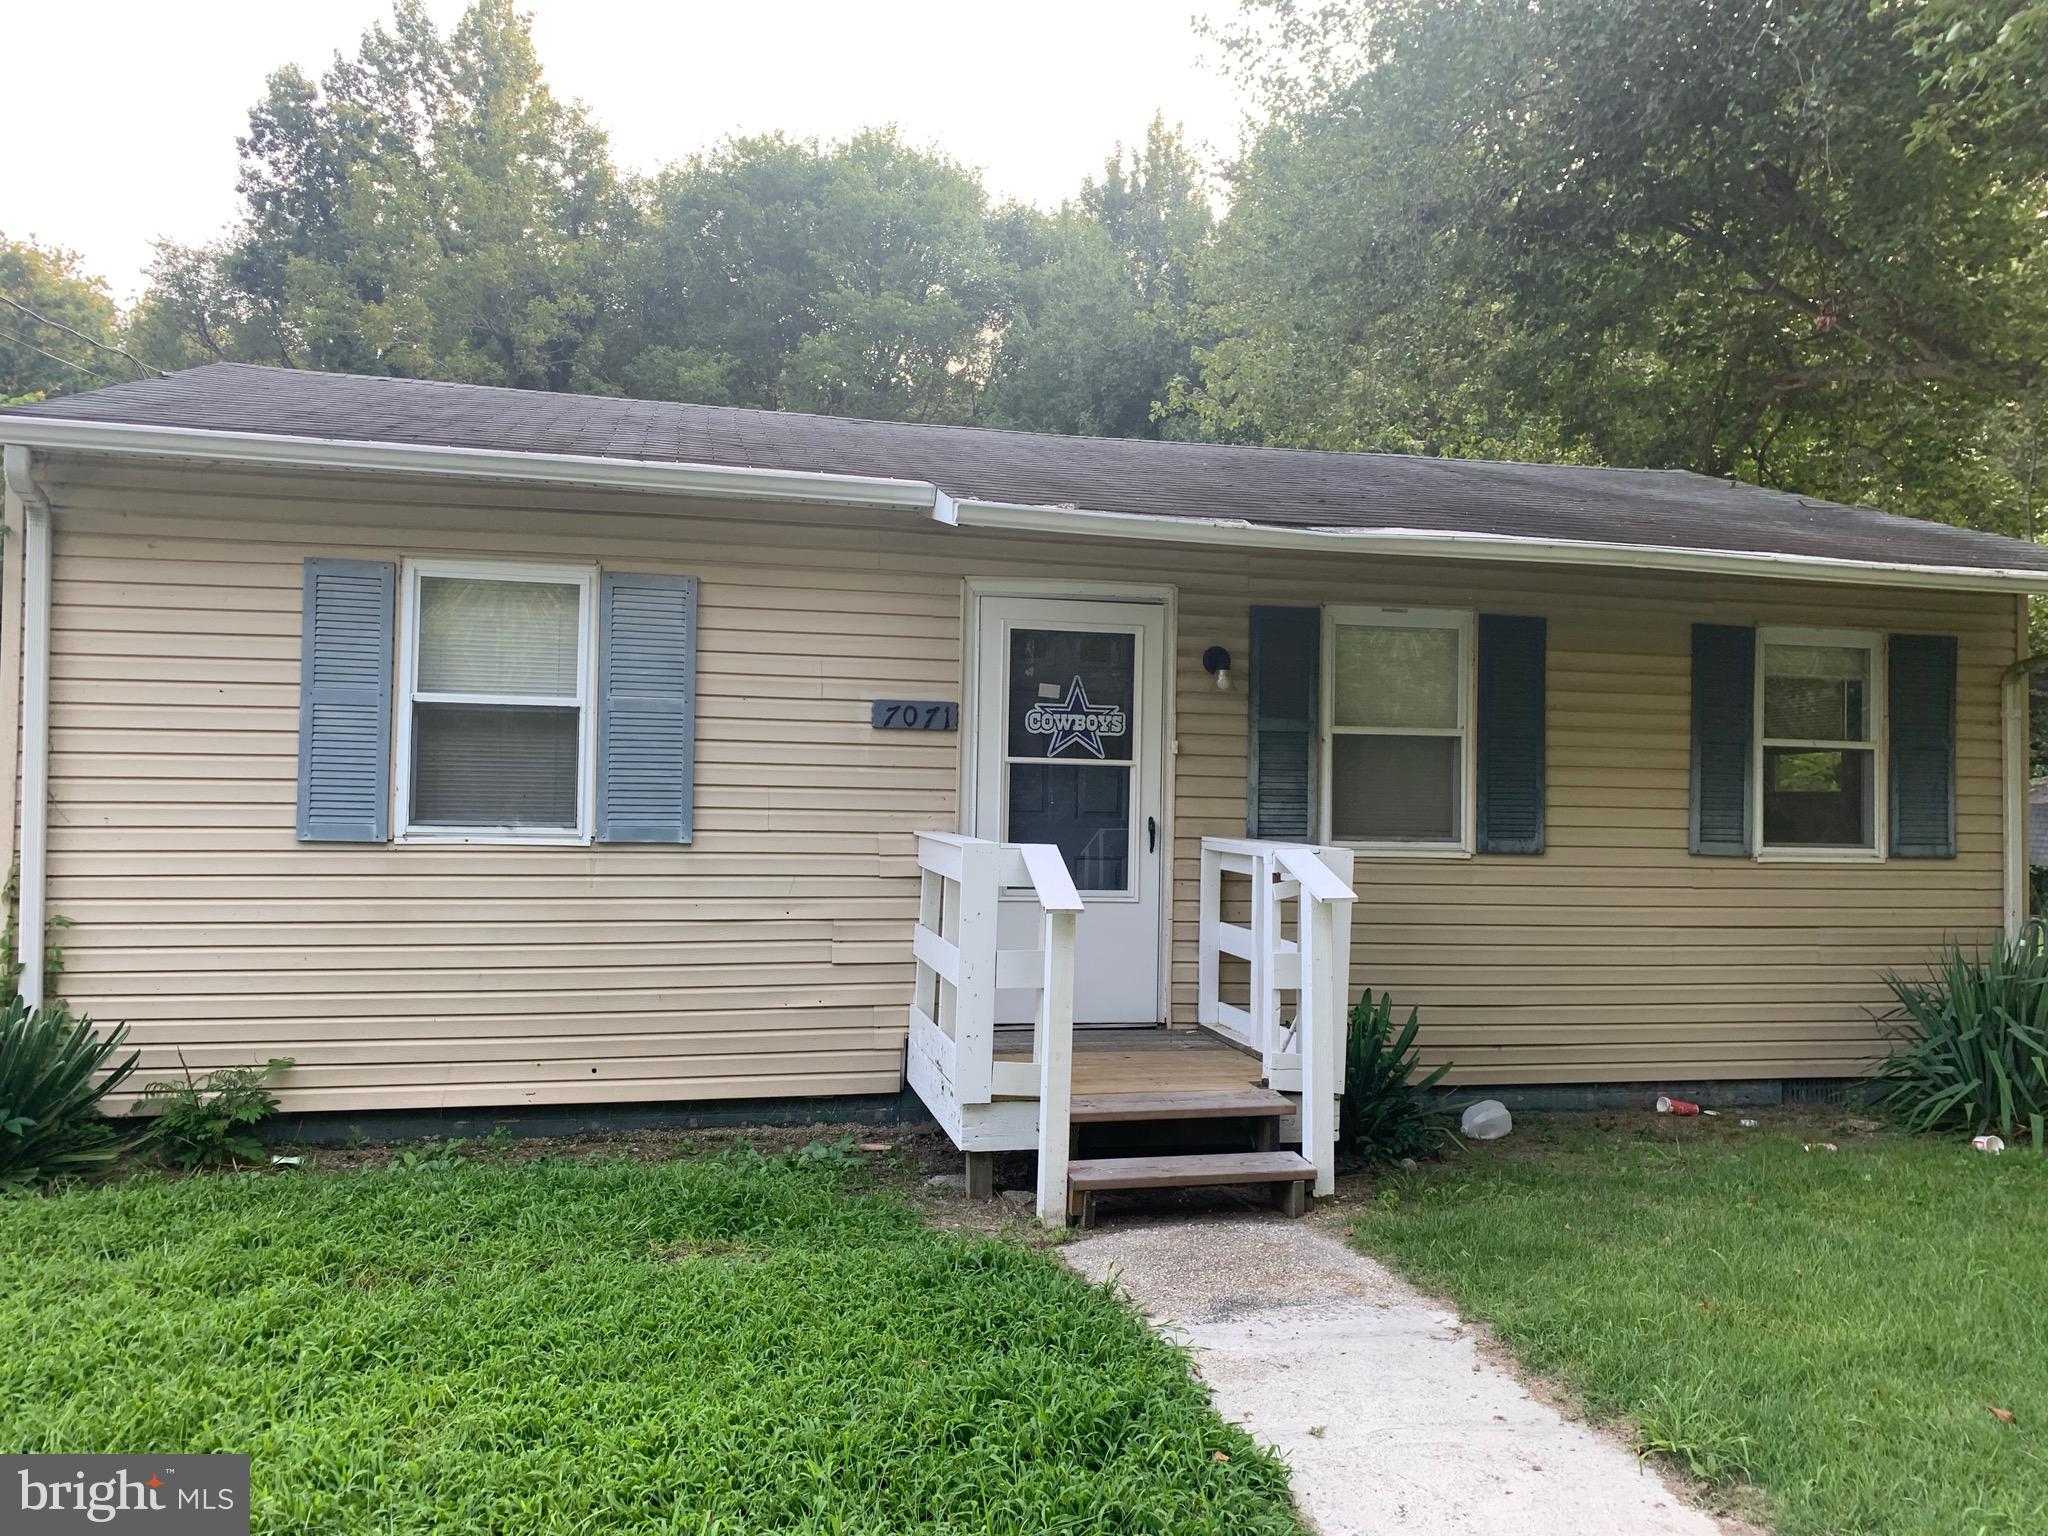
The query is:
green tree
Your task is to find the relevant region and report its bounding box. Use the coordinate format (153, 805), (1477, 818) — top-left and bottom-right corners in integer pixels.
(986, 206), (1165, 436)
(125, 239), (288, 370)
(139, 0), (630, 390)
(119, 4), (1213, 434)
(1080, 115), (1213, 325)
(0, 236), (133, 402)
(989, 117), (1215, 438)
(1190, 0), (2048, 533)
(1910, 0), (2048, 157)
(618, 129), (1013, 422)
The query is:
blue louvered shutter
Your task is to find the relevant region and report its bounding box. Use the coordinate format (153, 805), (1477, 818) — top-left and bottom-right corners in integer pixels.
(596, 572), (698, 844)
(296, 559), (395, 842)
(1690, 623), (1755, 856)
(1889, 633), (1957, 859)
(1476, 614), (1546, 854)
(1248, 606), (1320, 840)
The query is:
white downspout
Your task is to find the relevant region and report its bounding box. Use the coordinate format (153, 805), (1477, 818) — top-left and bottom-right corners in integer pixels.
(3, 446), (52, 1009)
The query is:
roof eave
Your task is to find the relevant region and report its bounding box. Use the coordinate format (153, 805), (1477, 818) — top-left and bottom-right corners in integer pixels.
(948, 499), (2048, 595)
(6, 414), (2044, 595)
(0, 416), (944, 514)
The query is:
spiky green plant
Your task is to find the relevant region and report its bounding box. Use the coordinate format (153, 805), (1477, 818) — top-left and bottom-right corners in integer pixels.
(1878, 938), (2048, 1139)
(0, 995), (138, 1194)
(1338, 988), (1452, 1164)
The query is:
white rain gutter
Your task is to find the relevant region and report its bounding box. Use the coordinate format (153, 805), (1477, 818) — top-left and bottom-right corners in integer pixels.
(946, 498), (2048, 595)
(1, 411), (2041, 593)
(2, 446), (52, 1010)
(0, 417), (960, 519)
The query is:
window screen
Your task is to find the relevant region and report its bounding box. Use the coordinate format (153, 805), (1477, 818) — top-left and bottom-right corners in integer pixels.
(408, 571), (587, 834)
(1759, 637), (1878, 850)
(1326, 612), (1469, 847)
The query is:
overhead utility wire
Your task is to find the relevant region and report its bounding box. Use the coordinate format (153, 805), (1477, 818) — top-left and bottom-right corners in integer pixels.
(0, 295), (162, 378)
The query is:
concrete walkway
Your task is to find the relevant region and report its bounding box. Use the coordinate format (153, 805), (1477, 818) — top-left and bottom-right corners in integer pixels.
(1064, 1215), (1731, 1536)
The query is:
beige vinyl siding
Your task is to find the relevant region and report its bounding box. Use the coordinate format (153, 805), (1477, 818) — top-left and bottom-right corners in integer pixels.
(14, 454), (2020, 1112)
(1169, 569), (2015, 1084)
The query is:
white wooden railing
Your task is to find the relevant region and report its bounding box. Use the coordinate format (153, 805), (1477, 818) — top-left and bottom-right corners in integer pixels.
(1197, 837), (1356, 1195)
(906, 831), (1083, 1224)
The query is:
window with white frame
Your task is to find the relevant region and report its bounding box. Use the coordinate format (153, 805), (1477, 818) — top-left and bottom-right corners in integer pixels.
(1756, 628), (1883, 853)
(396, 559), (596, 839)
(1324, 606), (1474, 851)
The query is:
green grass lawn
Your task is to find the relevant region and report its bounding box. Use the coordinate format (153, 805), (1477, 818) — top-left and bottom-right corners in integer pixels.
(0, 1146), (1302, 1536)
(1353, 1114), (2048, 1536)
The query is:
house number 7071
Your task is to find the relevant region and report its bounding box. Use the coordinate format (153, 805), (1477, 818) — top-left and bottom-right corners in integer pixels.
(870, 701), (959, 731)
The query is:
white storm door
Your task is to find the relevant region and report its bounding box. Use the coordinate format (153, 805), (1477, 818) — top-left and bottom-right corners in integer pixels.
(972, 596), (1167, 1025)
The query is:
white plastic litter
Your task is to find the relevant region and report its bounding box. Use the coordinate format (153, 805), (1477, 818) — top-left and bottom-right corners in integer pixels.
(1460, 1099), (1513, 1140)
(1972, 1135), (2005, 1155)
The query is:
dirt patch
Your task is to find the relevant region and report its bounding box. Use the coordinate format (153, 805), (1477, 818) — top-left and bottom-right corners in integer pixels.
(260, 1120), (949, 1176)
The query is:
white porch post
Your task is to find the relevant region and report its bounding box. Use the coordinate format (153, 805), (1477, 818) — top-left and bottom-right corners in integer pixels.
(952, 836), (999, 1103)
(1197, 841), (1221, 1029)
(1249, 847), (1275, 1068)
(1321, 843), (1355, 1074)
(1296, 884), (1338, 1196)
(1034, 906), (1077, 1225)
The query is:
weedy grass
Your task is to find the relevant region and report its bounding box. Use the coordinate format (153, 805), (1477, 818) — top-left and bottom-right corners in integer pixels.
(0, 1151), (1303, 1535)
(1353, 1116), (2048, 1536)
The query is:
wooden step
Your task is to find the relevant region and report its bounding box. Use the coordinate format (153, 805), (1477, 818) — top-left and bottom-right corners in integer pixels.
(1068, 1087), (1293, 1124)
(1066, 1150), (1315, 1227)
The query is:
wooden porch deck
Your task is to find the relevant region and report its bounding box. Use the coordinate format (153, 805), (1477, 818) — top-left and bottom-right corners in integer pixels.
(993, 1026), (1263, 1098)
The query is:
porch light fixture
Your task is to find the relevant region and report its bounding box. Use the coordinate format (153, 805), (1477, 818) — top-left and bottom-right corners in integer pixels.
(1202, 645), (1232, 692)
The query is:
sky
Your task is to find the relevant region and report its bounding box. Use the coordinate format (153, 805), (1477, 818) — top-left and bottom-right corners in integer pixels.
(4, 0), (1249, 305)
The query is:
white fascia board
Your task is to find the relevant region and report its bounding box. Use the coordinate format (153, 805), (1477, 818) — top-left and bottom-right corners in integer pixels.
(950, 498), (2048, 595)
(0, 417), (945, 514)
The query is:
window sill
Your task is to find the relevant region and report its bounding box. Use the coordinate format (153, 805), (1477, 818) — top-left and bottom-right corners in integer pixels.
(1754, 846), (1883, 864)
(1337, 841), (1473, 861)
(398, 829), (592, 847)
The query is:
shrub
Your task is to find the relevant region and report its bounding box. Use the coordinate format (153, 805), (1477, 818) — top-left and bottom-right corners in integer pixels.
(139, 1057), (291, 1168)
(0, 995), (138, 1193)
(1878, 938), (2048, 1139)
(1338, 988), (1452, 1165)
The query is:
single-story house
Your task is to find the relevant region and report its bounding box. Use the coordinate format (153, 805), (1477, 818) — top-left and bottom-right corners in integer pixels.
(4, 365), (2044, 1219)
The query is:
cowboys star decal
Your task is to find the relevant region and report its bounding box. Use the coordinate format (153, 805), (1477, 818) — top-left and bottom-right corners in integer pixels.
(1025, 676), (1128, 759)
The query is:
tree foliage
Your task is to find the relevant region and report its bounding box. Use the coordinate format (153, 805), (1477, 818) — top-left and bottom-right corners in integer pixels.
(987, 116), (1214, 437)
(118, 2), (1210, 434)
(135, 0), (629, 390)
(1187, 0), (2048, 535)
(0, 237), (133, 403)
(16, 0), (2046, 542)
(617, 130), (1011, 420)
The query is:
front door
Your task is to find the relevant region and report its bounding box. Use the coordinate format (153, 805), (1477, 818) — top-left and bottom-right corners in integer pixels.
(972, 595), (1167, 1024)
